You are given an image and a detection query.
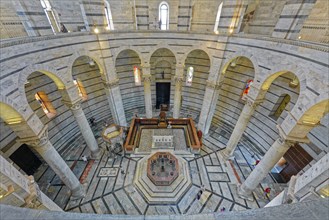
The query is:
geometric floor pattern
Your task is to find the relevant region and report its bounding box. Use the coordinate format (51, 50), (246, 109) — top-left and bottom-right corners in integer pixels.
(34, 125), (285, 215)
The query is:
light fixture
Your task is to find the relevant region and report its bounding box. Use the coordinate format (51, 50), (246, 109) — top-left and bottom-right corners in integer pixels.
(94, 27), (99, 34)
(298, 35), (302, 40)
(105, 26), (111, 31)
(214, 30), (219, 35)
(229, 28), (234, 34)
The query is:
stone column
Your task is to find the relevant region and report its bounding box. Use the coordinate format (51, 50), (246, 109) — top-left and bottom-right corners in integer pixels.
(142, 64), (153, 118)
(173, 64), (185, 118)
(103, 78), (127, 126)
(68, 101), (101, 159)
(27, 131), (85, 200)
(173, 76), (184, 118)
(238, 137), (294, 200)
(221, 98), (262, 160)
(198, 80), (222, 134)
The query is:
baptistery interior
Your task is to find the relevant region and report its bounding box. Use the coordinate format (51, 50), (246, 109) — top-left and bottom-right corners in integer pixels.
(0, 0), (328, 219)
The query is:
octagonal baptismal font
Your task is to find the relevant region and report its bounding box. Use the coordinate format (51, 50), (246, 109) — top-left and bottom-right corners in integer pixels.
(147, 152), (178, 186)
(134, 151), (191, 204)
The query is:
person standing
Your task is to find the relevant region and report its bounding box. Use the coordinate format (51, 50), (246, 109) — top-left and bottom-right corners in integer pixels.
(263, 187), (271, 199)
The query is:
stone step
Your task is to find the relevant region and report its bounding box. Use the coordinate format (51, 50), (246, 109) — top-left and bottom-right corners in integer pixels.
(138, 160), (189, 193)
(134, 177), (192, 204)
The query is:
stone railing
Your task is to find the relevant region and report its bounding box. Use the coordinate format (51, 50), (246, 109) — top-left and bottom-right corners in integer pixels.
(1, 198), (328, 220)
(1, 30), (328, 53)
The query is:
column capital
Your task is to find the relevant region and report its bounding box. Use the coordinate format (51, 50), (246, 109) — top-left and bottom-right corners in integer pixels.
(142, 74), (152, 83)
(62, 99), (82, 111)
(141, 63), (151, 69)
(175, 64), (185, 69)
(277, 124), (310, 144)
(174, 76), (184, 83)
(102, 78), (119, 89)
(206, 80), (222, 90)
(245, 97), (264, 109)
(21, 128), (49, 148)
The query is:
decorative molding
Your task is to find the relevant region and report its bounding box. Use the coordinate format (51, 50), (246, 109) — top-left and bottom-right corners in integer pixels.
(206, 80), (222, 90)
(142, 74), (152, 83)
(174, 76), (184, 83)
(24, 129), (49, 148)
(103, 78), (119, 89)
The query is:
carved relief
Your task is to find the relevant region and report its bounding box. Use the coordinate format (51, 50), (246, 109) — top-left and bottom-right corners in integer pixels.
(103, 78), (119, 89)
(143, 75), (152, 83)
(206, 80), (221, 90)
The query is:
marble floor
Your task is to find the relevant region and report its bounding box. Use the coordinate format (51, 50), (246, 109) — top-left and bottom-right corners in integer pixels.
(33, 124), (285, 215)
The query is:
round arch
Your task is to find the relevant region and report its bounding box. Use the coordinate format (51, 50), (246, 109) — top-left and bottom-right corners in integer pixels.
(0, 95), (25, 124)
(67, 50), (105, 75)
(219, 53), (259, 78)
(183, 48), (211, 66)
(114, 48), (143, 64)
(149, 47), (177, 65)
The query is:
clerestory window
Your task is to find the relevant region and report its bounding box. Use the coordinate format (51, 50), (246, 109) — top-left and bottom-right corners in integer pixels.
(40, 0), (60, 34)
(104, 1), (114, 30)
(159, 2), (169, 30)
(214, 2), (223, 33)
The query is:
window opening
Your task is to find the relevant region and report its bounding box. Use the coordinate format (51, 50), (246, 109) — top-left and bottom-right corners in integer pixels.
(269, 94), (291, 120)
(35, 91), (57, 118)
(159, 2), (169, 30)
(241, 79), (253, 101)
(134, 66), (142, 86)
(40, 0), (60, 34)
(104, 1), (114, 30)
(186, 67), (194, 86)
(214, 2), (223, 33)
(73, 79), (88, 101)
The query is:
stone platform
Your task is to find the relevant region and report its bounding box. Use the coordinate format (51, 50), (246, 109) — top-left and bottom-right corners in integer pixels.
(134, 151), (191, 204)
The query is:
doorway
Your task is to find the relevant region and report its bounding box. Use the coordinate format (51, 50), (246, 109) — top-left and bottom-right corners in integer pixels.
(156, 82), (170, 109)
(10, 144), (42, 175)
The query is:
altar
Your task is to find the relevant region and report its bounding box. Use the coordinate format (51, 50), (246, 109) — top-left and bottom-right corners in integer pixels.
(124, 112), (202, 154)
(152, 129), (174, 149)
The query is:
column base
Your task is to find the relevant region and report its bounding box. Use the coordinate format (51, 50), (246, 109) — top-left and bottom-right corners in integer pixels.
(218, 149), (234, 161)
(237, 184), (254, 201)
(70, 185), (85, 200)
(90, 148), (102, 160)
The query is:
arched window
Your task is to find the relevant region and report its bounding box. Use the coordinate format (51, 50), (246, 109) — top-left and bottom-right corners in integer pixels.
(186, 67), (194, 86)
(104, 1), (114, 30)
(159, 2), (169, 30)
(73, 79), (88, 101)
(133, 66), (142, 86)
(35, 91), (56, 118)
(40, 0), (60, 34)
(269, 94), (291, 120)
(214, 2), (223, 33)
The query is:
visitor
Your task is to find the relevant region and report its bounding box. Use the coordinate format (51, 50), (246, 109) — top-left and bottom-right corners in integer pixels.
(196, 190), (202, 200)
(220, 207), (226, 212)
(201, 184), (205, 192)
(263, 187), (271, 199)
(82, 155), (88, 162)
(89, 117), (96, 126)
(121, 168), (125, 175)
(60, 23), (68, 33)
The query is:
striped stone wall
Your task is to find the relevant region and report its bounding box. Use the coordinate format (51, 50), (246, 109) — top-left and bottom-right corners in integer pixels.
(116, 50), (145, 123)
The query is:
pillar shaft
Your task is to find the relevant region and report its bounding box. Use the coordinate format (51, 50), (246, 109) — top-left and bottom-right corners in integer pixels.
(173, 77), (183, 118)
(70, 102), (101, 158)
(103, 79), (127, 126)
(222, 99), (260, 159)
(238, 138), (293, 199)
(143, 74), (153, 118)
(198, 80), (221, 134)
(29, 133), (85, 200)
